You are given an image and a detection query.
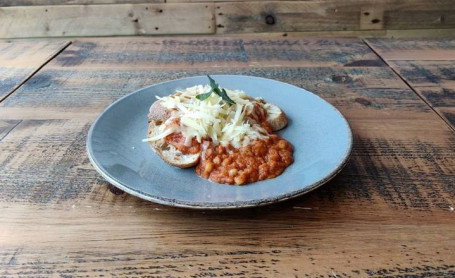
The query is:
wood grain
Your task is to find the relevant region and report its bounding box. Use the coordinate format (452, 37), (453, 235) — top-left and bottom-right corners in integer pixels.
(0, 3), (215, 38)
(1, 0), (455, 38)
(0, 0), (164, 6)
(216, 0), (455, 34)
(213, 28), (455, 38)
(0, 37), (454, 277)
(0, 120), (22, 140)
(0, 40), (70, 102)
(0, 0), (298, 4)
(366, 38), (455, 130)
(365, 39), (455, 60)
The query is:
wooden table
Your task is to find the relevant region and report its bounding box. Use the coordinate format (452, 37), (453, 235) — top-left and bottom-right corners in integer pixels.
(0, 37), (454, 277)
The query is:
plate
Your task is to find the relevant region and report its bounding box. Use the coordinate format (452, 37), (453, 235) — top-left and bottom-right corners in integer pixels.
(87, 75), (352, 209)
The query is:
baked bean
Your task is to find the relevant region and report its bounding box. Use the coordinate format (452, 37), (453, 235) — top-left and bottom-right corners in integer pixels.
(205, 162), (213, 174)
(222, 157), (233, 166)
(278, 140), (287, 149)
(234, 176), (245, 185)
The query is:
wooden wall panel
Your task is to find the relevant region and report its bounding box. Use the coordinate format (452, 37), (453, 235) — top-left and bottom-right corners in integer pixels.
(0, 3), (215, 38)
(216, 0), (455, 34)
(0, 0), (164, 6)
(0, 0), (295, 4)
(0, 0), (454, 38)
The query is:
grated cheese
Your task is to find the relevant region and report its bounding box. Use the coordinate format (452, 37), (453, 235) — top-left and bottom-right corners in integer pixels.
(144, 85), (274, 148)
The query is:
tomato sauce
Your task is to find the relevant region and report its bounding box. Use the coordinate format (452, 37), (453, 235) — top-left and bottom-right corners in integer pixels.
(196, 135), (293, 185)
(164, 133), (201, 154)
(164, 103), (294, 185)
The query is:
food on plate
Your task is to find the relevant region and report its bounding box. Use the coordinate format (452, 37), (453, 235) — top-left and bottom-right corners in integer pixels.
(143, 76), (293, 185)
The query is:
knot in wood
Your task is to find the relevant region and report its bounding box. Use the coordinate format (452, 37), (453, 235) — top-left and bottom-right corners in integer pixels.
(265, 15), (275, 25)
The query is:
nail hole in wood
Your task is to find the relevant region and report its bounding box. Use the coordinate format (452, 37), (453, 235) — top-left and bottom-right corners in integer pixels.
(45, 9), (48, 12)
(371, 19), (380, 24)
(145, 7), (148, 10)
(159, 9), (163, 13)
(265, 15), (275, 25)
(355, 97), (372, 106)
(107, 184), (124, 195)
(218, 13), (223, 16)
(155, 27), (159, 30)
(132, 18), (139, 23)
(364, 12), (370, 16)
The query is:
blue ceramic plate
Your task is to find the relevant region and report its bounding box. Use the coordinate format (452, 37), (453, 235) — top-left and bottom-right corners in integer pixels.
(87, 75), (352, 209)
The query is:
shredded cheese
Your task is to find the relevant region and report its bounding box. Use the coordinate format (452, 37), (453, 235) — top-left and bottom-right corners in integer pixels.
(144, 85), (273, 148)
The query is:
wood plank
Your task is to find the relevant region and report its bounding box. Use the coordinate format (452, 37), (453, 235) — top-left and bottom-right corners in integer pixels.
(383, 28), (455, 38)
(1, 0), (327, 5)
(365, 38), (455, 131)
(0, 37), (385, 117)
(216, 0), (455, 34)
(365, 38), (455, 60)
(0, 38), (454, 276)
(1, 0), (297, 4)
(0, 120), (21, 141)
(1, 91), (454, 276)
(389, 62), (455, 130)
(167, 0), (308, 2)
(0, 3), (215, 38)
(1, 1), (455, 38)
(213, 28), (455, 38)
(0, 39), (70, 102)
(32, 37), (386, 69)
(386, 60), (455, 88)
(0, 0), (164, 6)
(0, 203), (454, 277)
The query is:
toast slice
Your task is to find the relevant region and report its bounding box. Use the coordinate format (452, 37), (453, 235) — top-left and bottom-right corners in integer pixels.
(148, 100), (171, 123)
(147, 120), (200, 168)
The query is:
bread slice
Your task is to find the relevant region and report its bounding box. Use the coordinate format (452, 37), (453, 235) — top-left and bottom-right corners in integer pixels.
(147, 121), (200, 168)
(148, 100), (171, 124)
(265, 103), (288, 131)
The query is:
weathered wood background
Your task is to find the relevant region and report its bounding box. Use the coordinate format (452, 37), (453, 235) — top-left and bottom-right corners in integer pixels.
(1, 0), (455, 38)
(0, 36), (454, 277)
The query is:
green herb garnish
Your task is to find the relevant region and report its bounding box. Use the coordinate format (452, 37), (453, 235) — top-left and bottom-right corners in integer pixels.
(195, 91), (212, 101)
(196, 75), (236, 105)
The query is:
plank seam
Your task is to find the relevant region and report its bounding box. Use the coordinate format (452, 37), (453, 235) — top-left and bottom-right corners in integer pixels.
(0, 41), (72, 103)
(362, 38), (455, 133)
(0, 120), (22, 141)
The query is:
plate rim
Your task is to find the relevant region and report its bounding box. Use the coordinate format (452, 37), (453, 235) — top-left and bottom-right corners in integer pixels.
(86, 75), (353, 209)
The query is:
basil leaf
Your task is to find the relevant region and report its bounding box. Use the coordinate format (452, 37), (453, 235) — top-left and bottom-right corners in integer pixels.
(218, 88), (235, 106)
(196, 91), (212, 101)
(207, 75), (218, 90)
(199, 75), (236, 105)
